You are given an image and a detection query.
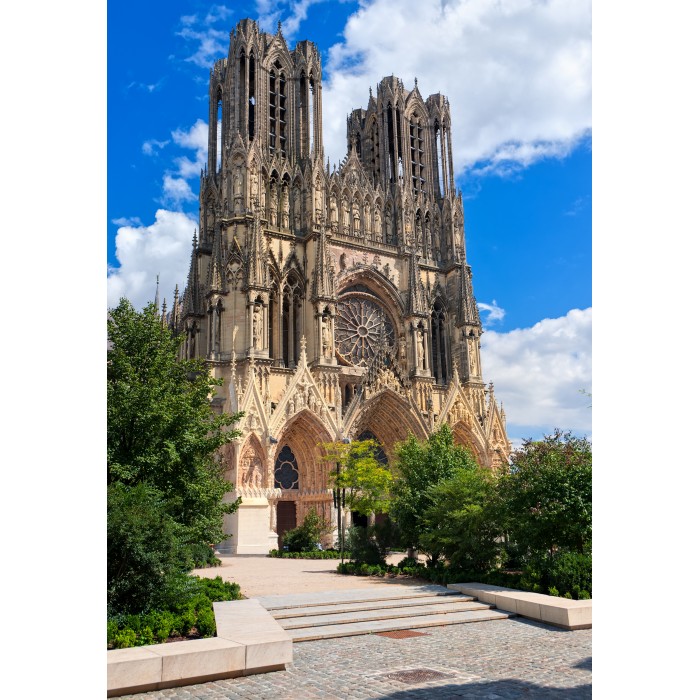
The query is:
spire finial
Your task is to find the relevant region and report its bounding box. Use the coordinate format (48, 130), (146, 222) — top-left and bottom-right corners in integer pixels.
(277, 19), (282, 33)
(154, 274), (160, 310)
(414, 77), (418, 88)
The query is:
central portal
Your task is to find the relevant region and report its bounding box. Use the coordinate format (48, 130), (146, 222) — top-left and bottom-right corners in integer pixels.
(276, 501), (297, 550)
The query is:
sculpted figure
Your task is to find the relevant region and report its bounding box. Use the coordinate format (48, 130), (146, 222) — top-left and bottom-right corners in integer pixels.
(416, 329), (424, 368)
(322, 316), (333, 358)
(252, 305), (262, 349)
(269, 183), (278, 226)
(281, 184), (290, 228)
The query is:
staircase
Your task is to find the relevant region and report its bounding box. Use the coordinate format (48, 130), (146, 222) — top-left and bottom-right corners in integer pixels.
(254, 584), (515, 642)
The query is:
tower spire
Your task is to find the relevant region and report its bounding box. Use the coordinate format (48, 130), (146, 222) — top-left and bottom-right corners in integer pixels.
(153, 274), (160, 312)
(457, 260), (481, 328)
(183, 231), (202, 315)
(311, 227), (337, 301)
(407, 249), (427, 316)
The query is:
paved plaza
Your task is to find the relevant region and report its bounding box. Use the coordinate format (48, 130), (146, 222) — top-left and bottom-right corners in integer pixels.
(118, 556), (591, 698)
(119, 617), (591, 699)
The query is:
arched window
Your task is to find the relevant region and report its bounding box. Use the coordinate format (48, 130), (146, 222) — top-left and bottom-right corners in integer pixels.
(409, 112), (425, 195)
(357, 429), (388, 465)
(282, 275), (302, 368)
(368, 118), (380, 184)
(431, 302), (448, 384)
(216, 91), (223, 171)
(248, 54), (256, 141)
(268, 61), (287, 156)
(274, 445), (299, 490)
(435, 121), (444, 197)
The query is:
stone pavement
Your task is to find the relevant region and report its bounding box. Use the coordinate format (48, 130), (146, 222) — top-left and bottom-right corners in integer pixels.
(118, 617), (591, 699)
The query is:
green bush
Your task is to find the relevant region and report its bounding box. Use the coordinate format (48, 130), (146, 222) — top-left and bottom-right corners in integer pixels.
(107, 575), (243, 649)
(268, 549), (341, 559)
(282, 509), (333, 552)
(188, 543), (221, 569)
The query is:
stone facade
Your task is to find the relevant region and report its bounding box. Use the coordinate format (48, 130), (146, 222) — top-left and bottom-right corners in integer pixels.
(163, 19), (511, 554)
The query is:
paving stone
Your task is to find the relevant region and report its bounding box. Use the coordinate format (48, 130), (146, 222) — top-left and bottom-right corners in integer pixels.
(118, 617), (591, 699)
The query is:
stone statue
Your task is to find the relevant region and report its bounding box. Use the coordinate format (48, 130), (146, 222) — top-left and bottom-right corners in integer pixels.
(322, 316), (332, 358)
(416, 329), (424, 368)
(269, 184), (278, 226)
(252, 305), (262, 349)
(250, 169), (258, 201)
(343, 199), (350, 232)
(281, 184), (290, 228)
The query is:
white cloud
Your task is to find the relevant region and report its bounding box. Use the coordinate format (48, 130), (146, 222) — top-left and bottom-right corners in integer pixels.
(477, 299), (505, 326)
(321, 0), (591, 174)
(142, 138), (170, 156)
(171, 119), (208, 171)
(162, 175), (197, 207)
(480, 307), (592, 438)
(257, 0), (327, 39)
(177, 10), (232, 69)
(111, 216), (143, 227)
(107, 209), (197, 311)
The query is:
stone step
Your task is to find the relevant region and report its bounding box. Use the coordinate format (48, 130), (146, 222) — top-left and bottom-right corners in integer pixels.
(255, 585), (461, 611)
(290, 608), (515, 642)
(271, 594), (477, 619)
(278, 599), (494, 629)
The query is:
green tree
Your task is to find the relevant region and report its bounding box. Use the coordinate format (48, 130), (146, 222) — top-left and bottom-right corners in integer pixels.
(499, 429), (592, 558)
(107, 299), (243, 614)
(419, 465), (502, 572)
(321, 439), (394, 562)
(391, 423), (479, 562)
(323, 439), (393, 516)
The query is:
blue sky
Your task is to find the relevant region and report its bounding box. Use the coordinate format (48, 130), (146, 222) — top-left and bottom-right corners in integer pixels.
(107, 0), (592, 444)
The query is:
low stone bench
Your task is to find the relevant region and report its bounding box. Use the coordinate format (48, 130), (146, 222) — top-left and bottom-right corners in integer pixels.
(107, 599), (293, 697)
(447, 582), (592, 630)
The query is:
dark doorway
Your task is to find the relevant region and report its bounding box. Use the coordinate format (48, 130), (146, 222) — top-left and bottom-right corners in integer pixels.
(277, 501), (296, 550)
(351, 511), (368, 528)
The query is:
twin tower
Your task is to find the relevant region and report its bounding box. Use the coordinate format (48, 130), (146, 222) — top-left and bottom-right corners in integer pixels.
(165, 19), (510, 553)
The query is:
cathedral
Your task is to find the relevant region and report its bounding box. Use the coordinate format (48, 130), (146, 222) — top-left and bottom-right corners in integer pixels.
(163, 19), (511, 554)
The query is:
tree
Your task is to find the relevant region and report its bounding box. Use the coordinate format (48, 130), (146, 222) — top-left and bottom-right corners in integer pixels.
(323, 439), (393, 516)
(499, 429), (592, 558)
(391, 423), (480, 562)
(107, 299), (243, 613)
(321, 439), (393, 561)
(419, 465), (502, 572)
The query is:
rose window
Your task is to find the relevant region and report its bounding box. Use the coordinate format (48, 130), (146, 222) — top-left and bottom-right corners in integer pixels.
(336, 295), (395, 366)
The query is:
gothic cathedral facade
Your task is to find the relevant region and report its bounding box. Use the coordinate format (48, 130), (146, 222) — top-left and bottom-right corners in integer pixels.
(166, 19), (511, 553)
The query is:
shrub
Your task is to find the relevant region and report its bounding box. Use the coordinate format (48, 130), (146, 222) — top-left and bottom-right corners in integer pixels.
(268, 549), (341, 559)
(188, 543), (221, 569)
(346, 525), (386, 565)
(282, 509), (333, 553)
(107, 575), (243, 649)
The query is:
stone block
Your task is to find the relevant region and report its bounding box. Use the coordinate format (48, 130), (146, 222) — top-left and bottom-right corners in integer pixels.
(107, 646), (162, 694)
(152, 637), (246, 682)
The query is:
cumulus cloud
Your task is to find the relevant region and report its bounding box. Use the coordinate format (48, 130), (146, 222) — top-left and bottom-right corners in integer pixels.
(477, 299), (506, 327)
(161, 175), (197, 207)
(320, 0), (591, 173)
(480, 308), (592, 439)
(171, 119), (208, 175)
(107, 209), (198, 311)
